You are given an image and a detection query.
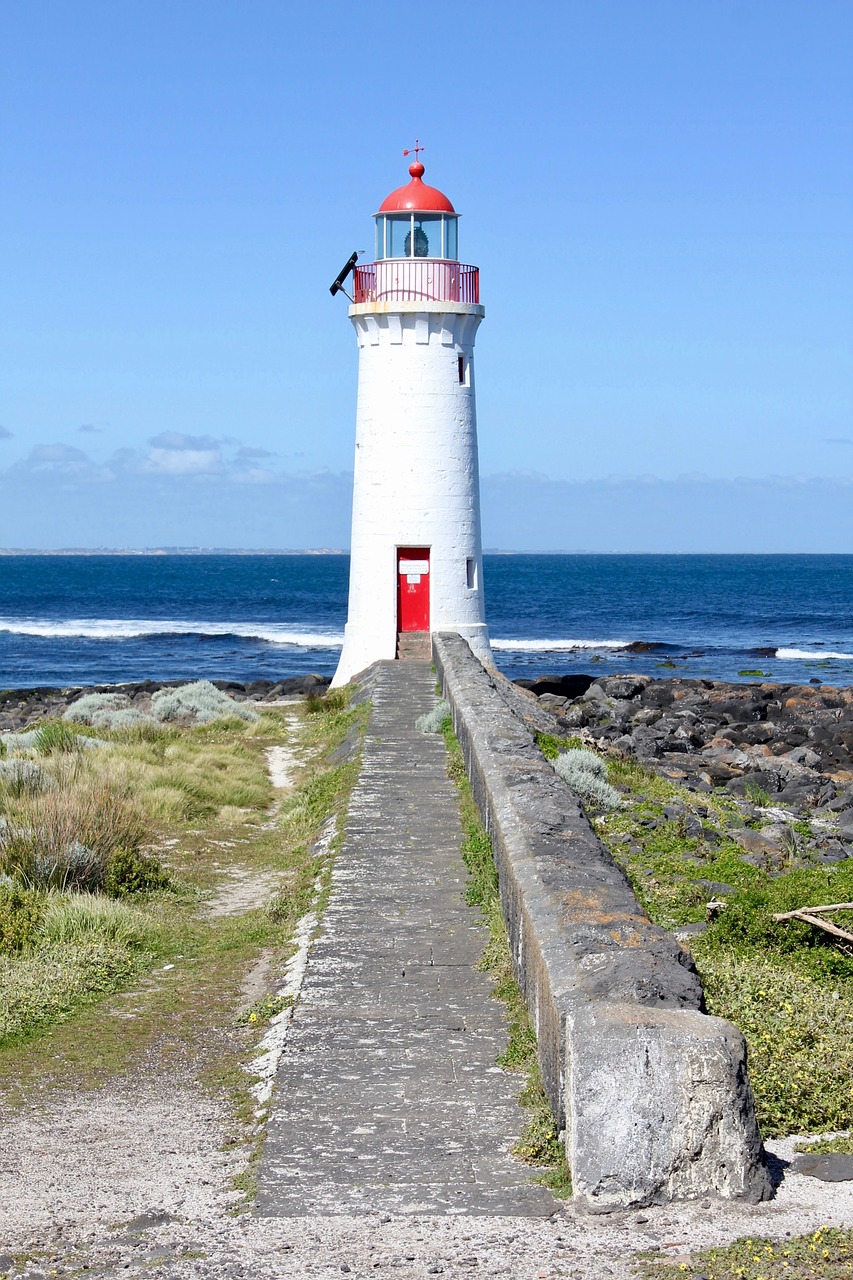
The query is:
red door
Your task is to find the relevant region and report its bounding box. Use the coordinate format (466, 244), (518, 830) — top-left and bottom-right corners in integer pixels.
(397, 547), (430, 632)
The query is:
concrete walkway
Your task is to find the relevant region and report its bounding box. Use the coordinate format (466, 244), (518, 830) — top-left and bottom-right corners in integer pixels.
(256, 660), (555, 1217)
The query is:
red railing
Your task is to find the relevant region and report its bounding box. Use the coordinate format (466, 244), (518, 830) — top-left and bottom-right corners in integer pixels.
(353, 260), (479, 305)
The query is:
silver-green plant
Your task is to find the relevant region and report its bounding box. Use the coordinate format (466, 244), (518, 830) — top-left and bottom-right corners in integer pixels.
(554, 747), (621, 811)
(90, 707), (155, 731)
(416, 699), (451, 734)
(64, 692), (131, 724)
(0, 759), (51, 798)
(151, 680), (258, 724)
(0, 730), (41, 757)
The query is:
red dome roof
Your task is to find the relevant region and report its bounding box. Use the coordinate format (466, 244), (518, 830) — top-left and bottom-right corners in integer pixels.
(377, 162), (456, 214)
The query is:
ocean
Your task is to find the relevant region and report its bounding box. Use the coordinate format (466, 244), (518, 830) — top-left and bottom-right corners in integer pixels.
(0, 553), (850, 690)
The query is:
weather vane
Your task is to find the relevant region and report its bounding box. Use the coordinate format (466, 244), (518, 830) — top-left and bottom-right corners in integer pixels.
(403, 140), (424, 162)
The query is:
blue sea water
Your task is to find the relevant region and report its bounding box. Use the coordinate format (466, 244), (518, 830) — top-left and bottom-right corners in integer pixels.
(0, 554), (850, 690)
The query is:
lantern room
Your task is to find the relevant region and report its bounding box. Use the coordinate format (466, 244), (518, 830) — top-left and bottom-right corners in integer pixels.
(352, 154), (478, 306)
(374, 160), (459, 262)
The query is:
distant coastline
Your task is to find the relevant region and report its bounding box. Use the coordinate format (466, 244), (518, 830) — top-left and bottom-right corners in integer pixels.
(0, 548), (348, 557)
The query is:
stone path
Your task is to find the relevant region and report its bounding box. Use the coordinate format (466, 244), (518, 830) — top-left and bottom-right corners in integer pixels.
(257, 660), (555, 1217)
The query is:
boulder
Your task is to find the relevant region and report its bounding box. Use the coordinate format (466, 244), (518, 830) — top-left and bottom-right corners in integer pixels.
(568, 1004), (771, 1212)
(733, 829), (784, 859)
(791, 1154), (853, 1182)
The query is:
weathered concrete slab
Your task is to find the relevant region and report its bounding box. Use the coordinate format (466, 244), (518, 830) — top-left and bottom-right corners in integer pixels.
(256, 660), (555, 1217)
(433, 632), (771, 1212)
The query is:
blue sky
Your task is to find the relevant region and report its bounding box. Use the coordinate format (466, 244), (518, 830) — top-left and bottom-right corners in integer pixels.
(1, 0), (851, 550)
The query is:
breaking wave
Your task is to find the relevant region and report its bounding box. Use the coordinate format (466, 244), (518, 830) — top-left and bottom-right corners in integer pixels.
(491, 638), (630, 652)
(0, 618), (344, 648)
(776, 647), (853, 661)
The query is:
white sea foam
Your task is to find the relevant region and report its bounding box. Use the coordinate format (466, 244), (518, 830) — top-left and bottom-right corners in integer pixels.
(776, 647), (853, 662)
(491, 638), (630, 652)
(0, 618), (344, 648)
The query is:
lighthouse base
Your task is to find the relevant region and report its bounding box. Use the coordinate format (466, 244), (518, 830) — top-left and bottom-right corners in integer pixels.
(331, 622), (493, 688)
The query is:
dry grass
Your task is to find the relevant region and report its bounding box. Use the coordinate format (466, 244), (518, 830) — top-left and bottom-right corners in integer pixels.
(0, 766), (149, 890)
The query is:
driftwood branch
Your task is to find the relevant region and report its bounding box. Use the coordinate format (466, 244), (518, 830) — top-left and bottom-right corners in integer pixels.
(772, 902), (853, 944)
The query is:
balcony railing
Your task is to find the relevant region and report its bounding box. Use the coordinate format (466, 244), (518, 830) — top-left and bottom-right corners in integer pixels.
(353, 260), (479, 305)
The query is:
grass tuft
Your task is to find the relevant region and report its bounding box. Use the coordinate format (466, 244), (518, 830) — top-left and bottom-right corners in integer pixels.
(0, 772), (149, 891)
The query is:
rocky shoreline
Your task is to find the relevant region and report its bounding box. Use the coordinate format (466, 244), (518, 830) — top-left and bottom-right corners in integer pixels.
(0, 674), (332, 732)
(517, 672), (853, 863)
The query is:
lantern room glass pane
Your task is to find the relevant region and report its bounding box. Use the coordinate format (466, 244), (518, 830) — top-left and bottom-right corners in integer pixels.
(409, 216), (440, 258)
(388, 215), (411, 258)
(444, 216), (458, 261)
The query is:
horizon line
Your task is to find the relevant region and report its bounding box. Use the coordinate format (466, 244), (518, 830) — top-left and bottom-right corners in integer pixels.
(1, 548), (851, 558)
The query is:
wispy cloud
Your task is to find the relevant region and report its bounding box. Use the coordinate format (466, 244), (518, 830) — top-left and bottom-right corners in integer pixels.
(77, 424), (103, 435)
(236, 445), (275, 460)
(0, 426), (13, 440)
(822, 436), (853, 445)
(13, 444), (100, 476)
(5, 433), (288, 485)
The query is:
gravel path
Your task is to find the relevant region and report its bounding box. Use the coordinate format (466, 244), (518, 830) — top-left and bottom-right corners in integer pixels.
(0, 1096), (850, 1280)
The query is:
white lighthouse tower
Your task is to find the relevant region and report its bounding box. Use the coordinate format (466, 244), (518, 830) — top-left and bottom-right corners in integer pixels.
(331, 148), (492, 687)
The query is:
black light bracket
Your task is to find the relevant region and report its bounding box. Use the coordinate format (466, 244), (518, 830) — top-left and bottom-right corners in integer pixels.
(329, 251), (362, 302)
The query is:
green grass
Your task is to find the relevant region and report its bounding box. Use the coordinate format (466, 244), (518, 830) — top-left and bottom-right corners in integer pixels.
(794, 1132), (853, 1155)
(442, 719), (572, 1197)
(585, 747), (853, 1139)
(533, 731), (584, 760)
(745, 780), (774, 807)
(638, 1225), (853, 1279)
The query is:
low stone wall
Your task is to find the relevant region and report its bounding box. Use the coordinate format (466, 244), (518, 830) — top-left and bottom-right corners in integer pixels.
(433, 633), (770, 1212)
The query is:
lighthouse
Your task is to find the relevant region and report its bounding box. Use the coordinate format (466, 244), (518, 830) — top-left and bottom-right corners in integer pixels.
(331, 149), (492, 687)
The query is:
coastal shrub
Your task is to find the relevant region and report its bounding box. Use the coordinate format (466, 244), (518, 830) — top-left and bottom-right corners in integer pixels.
(0, 779), (149, 891)
(697, 951), (853, 1137)
(0, 938), (146, 1043)
(33, 719), (82, 755)
(554, 748), (621, 811)
(0, 884), (44, 953)
(416, 700), (450, 734)
(0, 759), (51, 797)
(103, 846), (171, 898)
(64, 692), (130, 725)
(151, 680), (258, 725)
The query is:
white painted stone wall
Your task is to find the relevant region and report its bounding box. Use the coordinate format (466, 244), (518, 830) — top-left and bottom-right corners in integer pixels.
(332, 300), (493, 687)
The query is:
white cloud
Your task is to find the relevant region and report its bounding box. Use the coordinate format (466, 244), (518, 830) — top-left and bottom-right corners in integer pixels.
(142, 446), (223, 476)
